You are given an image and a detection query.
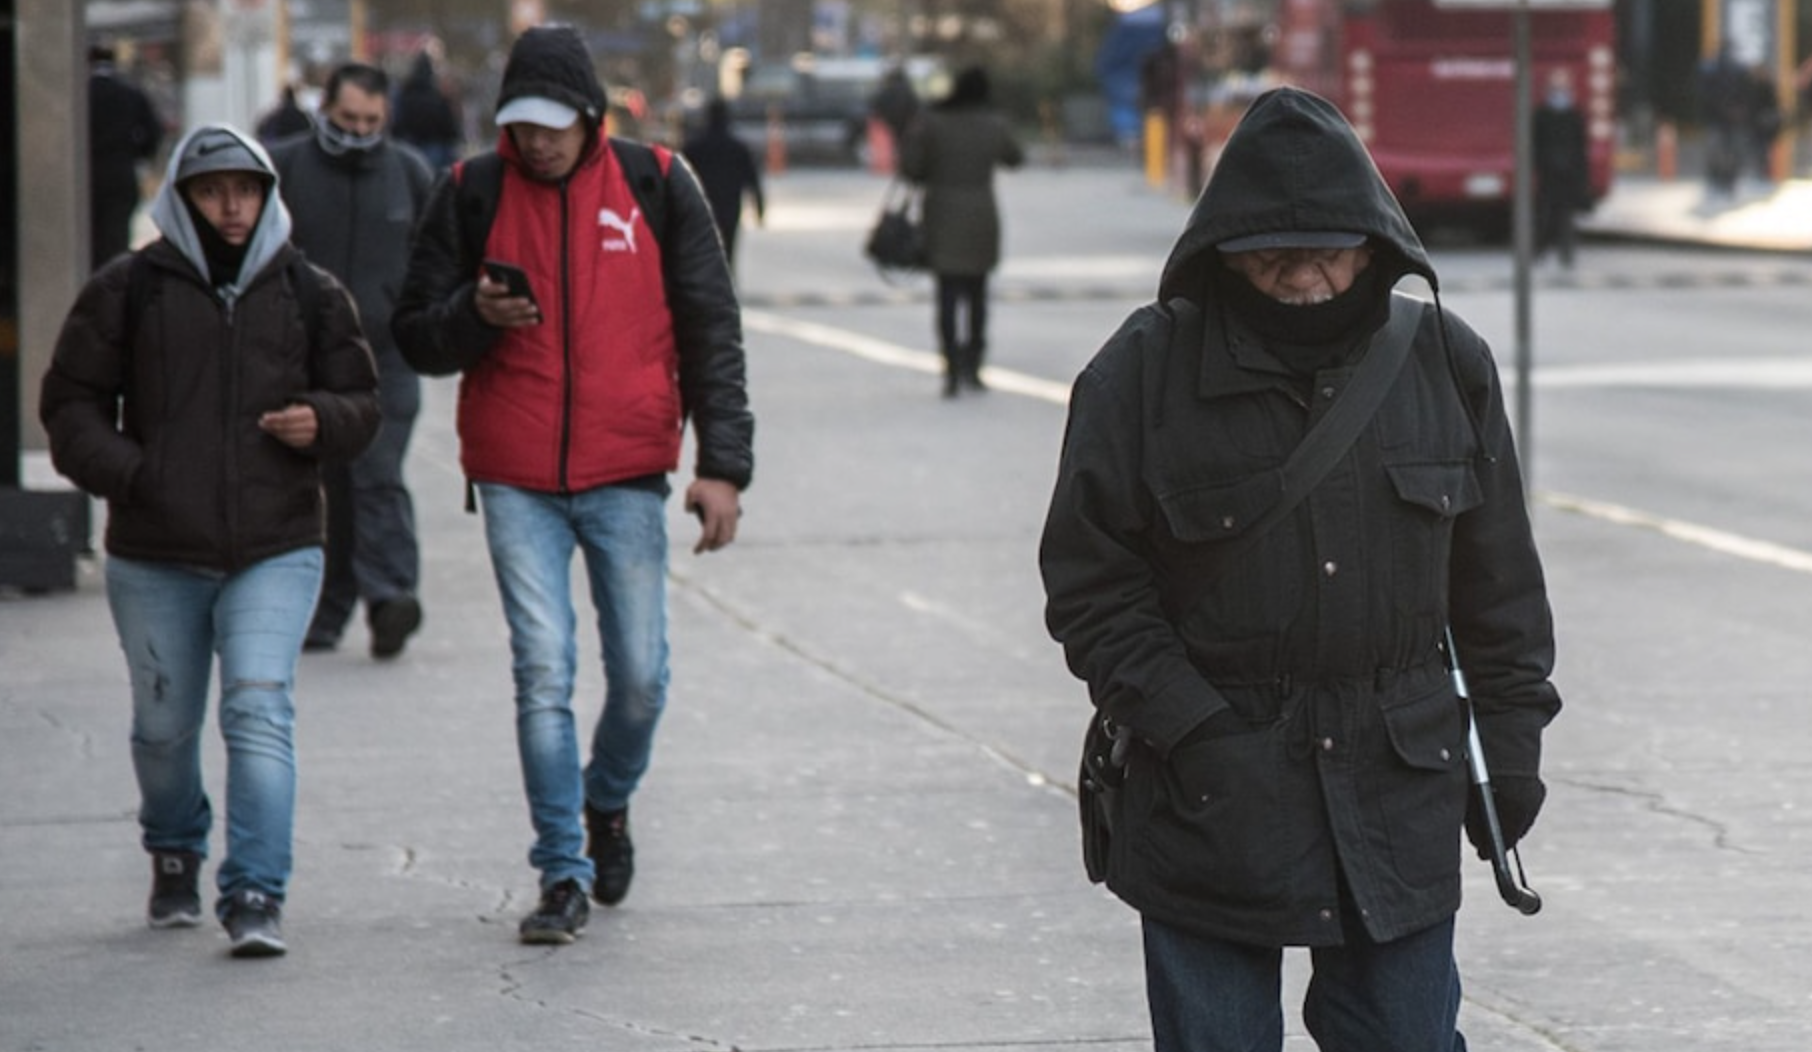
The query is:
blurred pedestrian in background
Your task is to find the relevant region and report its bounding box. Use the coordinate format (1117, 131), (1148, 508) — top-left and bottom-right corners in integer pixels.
(869, 65), (920, 168)
(392, 50), (465, 170)
(40, 124), (379, 958)
(392, 24), (754, 947)
(256, 83), (314, 146)
(1532, 67), (1588, 268)
(1744, 64), (1782, 185)
(271, 62), (436, 659)
(682, 97), (765, 274)
(87, 43), (164, 271)
(900, 65), (1024, 398)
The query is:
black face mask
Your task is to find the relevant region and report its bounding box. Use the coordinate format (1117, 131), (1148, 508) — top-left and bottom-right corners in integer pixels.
(182, 194), (253, 289)
(1216, 258), (1387, 357)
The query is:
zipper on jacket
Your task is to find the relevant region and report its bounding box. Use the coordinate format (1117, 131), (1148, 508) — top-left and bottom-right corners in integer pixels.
(557, 178), (574, 494)
(220, 291), (242, 568)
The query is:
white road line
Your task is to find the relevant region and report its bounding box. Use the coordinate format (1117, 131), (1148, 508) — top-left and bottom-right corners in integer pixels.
(1539, 492), (1812, 574)
(746, 310), (1812, 573)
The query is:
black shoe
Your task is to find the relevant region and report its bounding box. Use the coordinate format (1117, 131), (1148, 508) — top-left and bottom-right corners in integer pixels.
(585, 804), (635, 906)
(518, 879), (590, 945)
(220, 890), (286, 958)
(368, 596), (422, 659)
(147, 851), (203, 929)
(302, 634), (339, 653)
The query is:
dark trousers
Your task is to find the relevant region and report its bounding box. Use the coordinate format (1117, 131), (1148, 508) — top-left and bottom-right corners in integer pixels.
(1534, 189), (1577, 267)
(308, 352), (422, 642)
(935, 272), (989, 379)
(1141, 911), (1466, 1052)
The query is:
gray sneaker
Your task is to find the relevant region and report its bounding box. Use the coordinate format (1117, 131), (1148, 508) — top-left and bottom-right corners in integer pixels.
(147, 851), (202, 929)
(220, 890), (286, 958)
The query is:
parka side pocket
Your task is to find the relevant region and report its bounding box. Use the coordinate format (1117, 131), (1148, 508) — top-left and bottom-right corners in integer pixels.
(1376, 677), (1470, 889)
(1382, 460), (1483, 621)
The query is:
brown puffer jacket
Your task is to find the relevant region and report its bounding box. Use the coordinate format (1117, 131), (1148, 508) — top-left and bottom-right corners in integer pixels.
(40, 239), (379, 571)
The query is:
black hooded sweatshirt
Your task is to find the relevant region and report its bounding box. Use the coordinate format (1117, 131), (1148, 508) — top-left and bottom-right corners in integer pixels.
(1038, 87), (1560, 947)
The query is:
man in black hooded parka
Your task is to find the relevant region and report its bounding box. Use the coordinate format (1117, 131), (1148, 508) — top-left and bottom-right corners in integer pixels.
(1039, 87), (1561, 1051)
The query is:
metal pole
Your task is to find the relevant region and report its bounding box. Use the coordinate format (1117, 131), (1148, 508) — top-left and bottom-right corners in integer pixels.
(1511, 0), (1533, 498)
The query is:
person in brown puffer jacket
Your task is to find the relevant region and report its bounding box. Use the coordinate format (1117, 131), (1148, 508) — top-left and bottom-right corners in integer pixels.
(40, 122), (378, 959)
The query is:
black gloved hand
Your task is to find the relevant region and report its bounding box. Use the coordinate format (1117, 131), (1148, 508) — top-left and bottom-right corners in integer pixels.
(1464, 775), (1546, 861)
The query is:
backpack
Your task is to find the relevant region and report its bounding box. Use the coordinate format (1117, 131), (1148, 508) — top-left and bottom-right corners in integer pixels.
(452, 138), (672, 266)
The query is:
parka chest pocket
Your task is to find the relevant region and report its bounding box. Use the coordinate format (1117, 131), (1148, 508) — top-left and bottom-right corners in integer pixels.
(1153, 471), (1283, 544)
(1383, 461), (1483, 618)
(1151, 471), (1299, 635)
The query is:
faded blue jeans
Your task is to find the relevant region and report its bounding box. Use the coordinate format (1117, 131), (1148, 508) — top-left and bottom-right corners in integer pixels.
(105, 548), (322, 908)
(1142, 911), (1467, 1052)
(476, 482), (671, 892)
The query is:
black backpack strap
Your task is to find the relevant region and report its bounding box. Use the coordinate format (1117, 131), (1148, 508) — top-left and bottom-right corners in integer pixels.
(286, 254), (323, 353)
(607, 137), (669, 247)
(453, 151), (505, 267)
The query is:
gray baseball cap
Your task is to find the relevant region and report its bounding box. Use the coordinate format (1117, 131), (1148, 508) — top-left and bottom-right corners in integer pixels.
(175, 128), (271, 185)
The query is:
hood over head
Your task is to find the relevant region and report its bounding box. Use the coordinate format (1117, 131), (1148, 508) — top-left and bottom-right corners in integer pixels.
(495, 25), (607, 130)
(1158, 87), (1432, 303)
(150, 123), (292, 298)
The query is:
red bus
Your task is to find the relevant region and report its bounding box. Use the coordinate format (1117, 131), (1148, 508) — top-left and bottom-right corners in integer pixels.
(1265, 0), (1616, 230)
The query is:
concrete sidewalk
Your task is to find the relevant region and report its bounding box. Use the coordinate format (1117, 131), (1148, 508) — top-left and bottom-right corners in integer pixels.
(1582, 173), (1812, 253)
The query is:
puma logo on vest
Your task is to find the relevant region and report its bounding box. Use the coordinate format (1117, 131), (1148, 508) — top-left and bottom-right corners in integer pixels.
(599, 207), (639, 253)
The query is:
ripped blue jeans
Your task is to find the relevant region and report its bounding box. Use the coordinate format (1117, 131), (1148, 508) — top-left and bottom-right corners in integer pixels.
(106, 548), (322, 907)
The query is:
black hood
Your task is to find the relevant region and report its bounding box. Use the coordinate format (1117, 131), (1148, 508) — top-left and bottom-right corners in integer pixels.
(496, 24), (608, 129)
(1158, 87), (1433, 303)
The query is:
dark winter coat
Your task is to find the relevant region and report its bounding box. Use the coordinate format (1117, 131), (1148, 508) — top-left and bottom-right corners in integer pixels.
(899, 85), (1024, 277)
(269, 132), (435, 357)
(41, 125), (379, 572)
(1039, 87), (1560, 947)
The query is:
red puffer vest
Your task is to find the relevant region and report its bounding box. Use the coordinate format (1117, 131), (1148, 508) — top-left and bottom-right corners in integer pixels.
(457, 136), (680, 493)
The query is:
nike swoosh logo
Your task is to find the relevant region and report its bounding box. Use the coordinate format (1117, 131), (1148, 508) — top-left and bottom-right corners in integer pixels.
(197, 140), (240, 156)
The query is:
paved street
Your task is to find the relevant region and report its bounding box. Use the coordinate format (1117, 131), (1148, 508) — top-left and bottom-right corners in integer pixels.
(5, 157), (1812, 1051)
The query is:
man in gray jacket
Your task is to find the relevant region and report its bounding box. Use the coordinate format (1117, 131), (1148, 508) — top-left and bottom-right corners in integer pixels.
(1039, 87), (1561, 1051)
(272, 62), (435, 658)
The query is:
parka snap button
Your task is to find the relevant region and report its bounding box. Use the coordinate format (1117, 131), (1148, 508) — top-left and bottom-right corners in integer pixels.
(1322, 561), (1338, 577)
(1220, 515), (1236, 530)
(1318, 908), (1334, 922)
(1319, 737), (1335, 752)
(1440, 494), (1451, 511)
(1439, 747), (1451, 761)
(1320, 385), (1336, 399)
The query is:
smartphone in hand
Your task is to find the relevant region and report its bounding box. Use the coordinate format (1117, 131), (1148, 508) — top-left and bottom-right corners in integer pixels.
(481, 259), (537, 305)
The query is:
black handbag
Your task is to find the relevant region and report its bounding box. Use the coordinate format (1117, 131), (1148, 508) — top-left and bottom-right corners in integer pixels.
(864, 179), (925, 273)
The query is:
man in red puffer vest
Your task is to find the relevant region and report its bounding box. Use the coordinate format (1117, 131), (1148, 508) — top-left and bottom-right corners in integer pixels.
(393, 23), (754, 947)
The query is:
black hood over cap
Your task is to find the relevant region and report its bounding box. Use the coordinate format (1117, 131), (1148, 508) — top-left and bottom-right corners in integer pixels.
(1158, 86), (1434, 303)
(496, 24), (608, 129)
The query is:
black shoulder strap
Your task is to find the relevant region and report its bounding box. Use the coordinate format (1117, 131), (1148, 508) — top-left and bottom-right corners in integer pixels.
(286, 254), (323, 352)
(454, 151), (505, 266)
(608, 136), (668, 247)
(1160, 294), (1421, 620)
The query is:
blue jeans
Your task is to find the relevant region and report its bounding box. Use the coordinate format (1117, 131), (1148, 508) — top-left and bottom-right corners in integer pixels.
(476, 482), (671, 891)
(105, 548), (322, 908)
(1142, 911), (1467, 1052)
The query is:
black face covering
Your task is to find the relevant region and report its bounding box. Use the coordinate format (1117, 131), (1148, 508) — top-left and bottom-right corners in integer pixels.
(1216, 258), (1389, 372)
(182, 193), (254, 289)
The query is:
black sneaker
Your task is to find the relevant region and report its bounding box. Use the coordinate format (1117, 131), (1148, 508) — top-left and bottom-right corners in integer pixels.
(518, 879), (589, 945)
(368, 596), (422, 659)
(220, 890), (287, 958)
(585, 804), (634, 906)
(147, 851), (202, 929)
